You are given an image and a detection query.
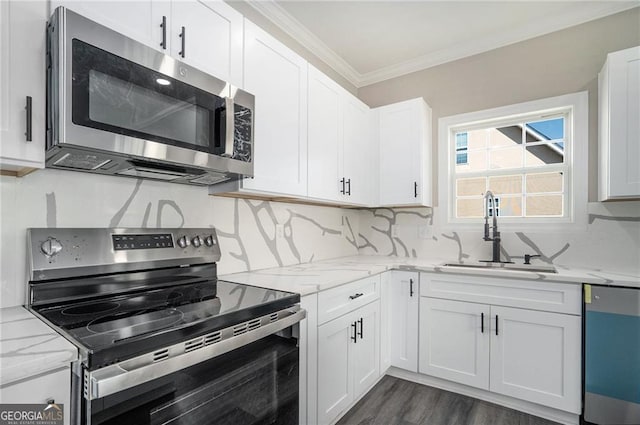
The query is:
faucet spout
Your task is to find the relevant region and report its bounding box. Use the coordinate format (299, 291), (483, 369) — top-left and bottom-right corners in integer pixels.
(482, 191), (503, 263)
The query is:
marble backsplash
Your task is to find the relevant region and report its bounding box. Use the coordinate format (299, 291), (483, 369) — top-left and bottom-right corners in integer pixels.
(0, 170), (359, 308)
(1, 169), (638, 308)
(355, 203), (640, 276)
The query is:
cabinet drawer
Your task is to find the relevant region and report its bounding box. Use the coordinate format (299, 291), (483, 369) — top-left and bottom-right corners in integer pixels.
(318, 275), (380, 324)
(0, 367), (71, 424)
(420, 272), (581, 315)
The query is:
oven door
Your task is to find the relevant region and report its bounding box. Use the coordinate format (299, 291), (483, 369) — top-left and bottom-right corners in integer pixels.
(77, 308), (304, 425)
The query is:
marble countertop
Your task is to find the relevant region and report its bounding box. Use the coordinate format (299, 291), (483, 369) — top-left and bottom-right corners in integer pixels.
(221, 255), (640, 296)
(0, 306), (77, 387)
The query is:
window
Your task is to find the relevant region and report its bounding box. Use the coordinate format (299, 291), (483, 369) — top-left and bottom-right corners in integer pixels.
(438, 92), (588, 229)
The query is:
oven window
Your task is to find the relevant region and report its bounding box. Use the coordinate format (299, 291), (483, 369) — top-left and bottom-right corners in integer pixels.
(90, 334), (298, 425)
(71, 39), (224, 154)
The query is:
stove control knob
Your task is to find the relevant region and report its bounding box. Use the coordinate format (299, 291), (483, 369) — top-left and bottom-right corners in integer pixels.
(192, 236), (202, 248)
(204, 235), (216, 247)
(177, 236), (190, 248)
(41, 238), (63, 257)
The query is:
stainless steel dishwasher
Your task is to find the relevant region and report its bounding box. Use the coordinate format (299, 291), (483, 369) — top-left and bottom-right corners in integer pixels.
(584, 284), (640, 425)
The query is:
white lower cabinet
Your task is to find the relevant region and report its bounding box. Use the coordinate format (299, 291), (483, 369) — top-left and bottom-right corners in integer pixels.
(317, 300), (379, 425)
(489, 305), (581, 412)
(419, 298), (490, 389)
(418, 273), (581, 414)
(389, 271), (419, 372)
(0, 367), (71, 425)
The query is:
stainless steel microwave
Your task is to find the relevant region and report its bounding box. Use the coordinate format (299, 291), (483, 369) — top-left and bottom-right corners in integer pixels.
(46, 7), (254, 186)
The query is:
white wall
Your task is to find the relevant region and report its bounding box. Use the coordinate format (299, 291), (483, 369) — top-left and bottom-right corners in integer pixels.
(0, 170), (360, 308)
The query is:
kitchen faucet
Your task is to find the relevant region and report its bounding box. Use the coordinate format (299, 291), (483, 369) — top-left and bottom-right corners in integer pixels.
(480, 190), (511, 264)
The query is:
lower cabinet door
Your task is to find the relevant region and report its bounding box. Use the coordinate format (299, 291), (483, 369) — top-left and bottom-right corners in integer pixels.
(419, 297), (490, 390)
(317, 312), (355, 425)
(489, 306), (581, 413)
(351, 301), (380, 398)
(389, 271), (419, 372)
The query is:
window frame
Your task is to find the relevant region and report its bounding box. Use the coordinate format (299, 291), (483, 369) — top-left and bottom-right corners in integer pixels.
(437, 92), (589, 232)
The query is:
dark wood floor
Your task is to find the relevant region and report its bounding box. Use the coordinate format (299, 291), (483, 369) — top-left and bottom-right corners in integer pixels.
(336, 376), (561, 425)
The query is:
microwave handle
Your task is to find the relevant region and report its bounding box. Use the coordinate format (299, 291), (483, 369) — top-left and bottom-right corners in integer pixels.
(224, 97), (235, 158)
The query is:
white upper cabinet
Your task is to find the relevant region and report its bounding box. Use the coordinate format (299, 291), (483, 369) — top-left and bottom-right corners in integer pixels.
(307, 66), (373, 205)
(0, 0), (47, 174)
(242, 19), (308, 196)
(49, 1), (168, 52)
(50, 1), (242, 86)
(599, 46), (640, 201)
(343, 95), (374, 205)
(169, 0), (242, 87)
(307, 66), (342, 202)
(376, 98), (432, 207)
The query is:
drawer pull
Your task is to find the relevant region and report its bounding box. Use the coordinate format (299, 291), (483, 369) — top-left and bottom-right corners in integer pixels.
(349, 293), (363, 300)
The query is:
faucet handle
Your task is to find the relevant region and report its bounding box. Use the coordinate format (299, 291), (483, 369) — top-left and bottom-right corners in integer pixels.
(524, 254), (541, 265)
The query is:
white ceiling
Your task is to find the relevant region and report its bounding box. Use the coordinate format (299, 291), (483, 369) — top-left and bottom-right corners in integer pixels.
(246, 1), (640, 87)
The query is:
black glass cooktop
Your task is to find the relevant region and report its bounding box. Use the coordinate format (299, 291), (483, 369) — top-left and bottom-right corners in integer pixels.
(34, 280), (299, 369)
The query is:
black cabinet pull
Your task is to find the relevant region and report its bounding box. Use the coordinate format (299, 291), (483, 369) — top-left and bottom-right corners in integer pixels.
(357, 318), (363, 339)
(25, 96), (32, 142)
(160, 16), (167, 50)
(346, 178), (351, 196)
(349, 293), (363, 300)
(495, 315), (499, 336)
(481, 312), (484, 333)
(409, 278), (414, 297)
(179, 26), (185, 58)
(340, 178), (345, 194)
(414, 181), (418, 198)
(351, 322), (357, 343)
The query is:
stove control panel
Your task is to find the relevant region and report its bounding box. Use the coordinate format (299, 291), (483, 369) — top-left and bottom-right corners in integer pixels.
(28, 228), (222, 282)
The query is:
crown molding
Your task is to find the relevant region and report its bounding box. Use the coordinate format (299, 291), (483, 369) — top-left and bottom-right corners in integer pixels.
(245, 0), (361, 87)
(244, 1), (639, 88)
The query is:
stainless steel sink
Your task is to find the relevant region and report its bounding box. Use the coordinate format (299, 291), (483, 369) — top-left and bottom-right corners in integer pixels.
(442, 262), (557, 274)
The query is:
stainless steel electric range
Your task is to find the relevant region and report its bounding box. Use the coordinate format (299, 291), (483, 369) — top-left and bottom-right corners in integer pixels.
(26, 228), (305, 425)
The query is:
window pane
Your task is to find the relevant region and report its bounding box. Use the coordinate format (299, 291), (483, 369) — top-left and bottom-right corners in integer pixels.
(525, 143), (564, 166)
(526, 118), (564, 141)
(490, 146), (522, 169)
(456, 132), (468, 149)
(456, 150), (487, 173)
(526, 172), (563, 194)
(494, 196), (523, 217)
(489, 126), (522, 147)
(457, 198), (484, 218)
(488, 175), (522, 195)
(457, 177), (486, 196)
(526, 195), (563, 216)
(467, 129), (486, 149)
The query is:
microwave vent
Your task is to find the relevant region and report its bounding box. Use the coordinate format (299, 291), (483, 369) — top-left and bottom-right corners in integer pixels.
(53, 152), (111, 170)
(189, 173), (231, 185)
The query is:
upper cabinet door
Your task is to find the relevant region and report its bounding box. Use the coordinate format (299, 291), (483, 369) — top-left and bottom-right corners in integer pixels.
(0, 0), (47, 173)
(377, 98), (432, 207)
(49, 1), (169, 52)
(599, 46), (640, 201)
(170, 0), (243, 87)
(242, 20), (308, 196)
(307, 65), (342, 202)
(343, 95), (373, 206)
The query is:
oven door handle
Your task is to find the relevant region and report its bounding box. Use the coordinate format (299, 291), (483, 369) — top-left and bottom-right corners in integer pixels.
(85, 307), (306, 400)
